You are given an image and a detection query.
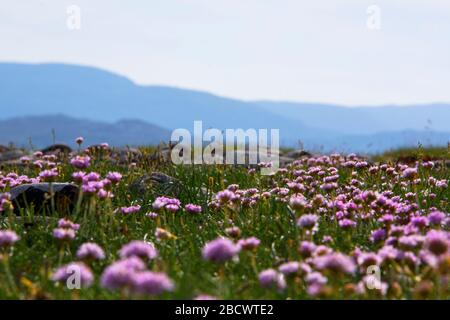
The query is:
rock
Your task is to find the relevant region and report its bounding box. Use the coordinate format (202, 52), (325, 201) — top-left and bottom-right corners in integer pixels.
(110, 147), (143, 165)
(0, 145), (10, 153)
(0, 159), (27, 168)
(41, 144), (72, 155)
(148, 147), (172, 164)
(279, 156), (295, 167)
(129, 172), (181, 198)
(284, 150), (312, 159)
(10, 183), (79, 214)
(0, 148), (28, 162)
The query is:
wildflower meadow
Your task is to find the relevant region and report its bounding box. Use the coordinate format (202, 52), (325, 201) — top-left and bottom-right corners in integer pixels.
(0, 142), (449, 300)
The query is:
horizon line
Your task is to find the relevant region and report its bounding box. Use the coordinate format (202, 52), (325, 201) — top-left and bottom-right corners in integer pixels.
(2, 60), (450, 108)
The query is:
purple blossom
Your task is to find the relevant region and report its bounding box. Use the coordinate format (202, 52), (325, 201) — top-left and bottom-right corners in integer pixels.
(202, 237), (240, 263)
(237, 237), (260, 250)
(258, 269), (286, 291)
(97, 189), (113, 199)
(313, 253), (356, 275)
(410, 216), (429, 228)
(75, 136), (84, 145)
(20, 156), (31, 164)
(297, 214), (319, 229)
(121, 205), (141, 215)
(51, 262), (94, 288)
(298, 241), (316, 258)
(72, 171), (86, 183)
(101, 257), (146, 290)
(152, 196), (181, 211)
(70, 155), (91, 169)
(185, 204), (202, 214)
(398, 235), (424, 251)
(131, 271), (174, 295)
(356, 252), (381, 268)
(106, 172), (122, 184)
(338, 219), (357, 229)
(370, 229), (387, 243)
(425, 230), (449, 256)
(119, 241), (158, 260)
(165, 204), (180, 212)
(76, 242), (105, 261)
(83, 172), (100, 182)
(278, 261), (300, 275)
(53, 228), (76, 241)
(305, 272), (328, 285)
(145, 212), (159, 219)
(39, 169), (59, 181)
(58, 218), (80, 230)
(289, 195), (308, 210)
(216, 190), (236, 203)
(428, 211), (446, 225)
(401, 167), (418, 179)
(0, 230), (19, 248)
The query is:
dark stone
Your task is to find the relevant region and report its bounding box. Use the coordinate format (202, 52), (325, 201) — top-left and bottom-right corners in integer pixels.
(0, 149), (27, 162)
(41, 144), (72, 155)
(10, 183), (79, 214)
(129, 172), (181, 198)
(285, 150), (312, 159)
(148, 147), (172, 164)
(0, 145), (10, 153)
(279, 156), (295, 167)
(111, 147), (143, 165)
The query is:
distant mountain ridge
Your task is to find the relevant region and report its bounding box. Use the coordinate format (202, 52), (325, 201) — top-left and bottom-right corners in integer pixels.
(0, 62), (449, 152)
(256, 101), (450, 134)
(0, 115), (171, 148)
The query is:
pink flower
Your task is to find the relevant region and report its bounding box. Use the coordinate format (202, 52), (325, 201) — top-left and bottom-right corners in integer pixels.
(70, 155), (91, 169)
(119, 241), (158, 260)
(237, 237), (261, 250)
(185, 204), (202, 214)
(52, 262), (93, 288)
(121, 205), (141, 215)
(202, 238), (240, 263)
(75, 137), (84, 145)
(106, 172), (122, 184)
(0, 230), (20, 248)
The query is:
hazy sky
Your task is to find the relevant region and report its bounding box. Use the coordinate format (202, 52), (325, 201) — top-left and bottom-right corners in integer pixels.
(1, 0), (449, 105)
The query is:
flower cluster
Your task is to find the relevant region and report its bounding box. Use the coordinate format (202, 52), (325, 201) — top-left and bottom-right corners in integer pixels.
(152, 196), (181, 212)
(53, 218), (80, 242)
(100, 241), (173, 296)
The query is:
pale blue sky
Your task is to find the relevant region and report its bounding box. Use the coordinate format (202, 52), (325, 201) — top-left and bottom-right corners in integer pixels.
(1, 0), (449, 105)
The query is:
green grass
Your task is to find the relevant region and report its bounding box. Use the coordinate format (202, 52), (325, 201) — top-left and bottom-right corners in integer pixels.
(0, 146), (449, 300)
(372, 145), (450, 163)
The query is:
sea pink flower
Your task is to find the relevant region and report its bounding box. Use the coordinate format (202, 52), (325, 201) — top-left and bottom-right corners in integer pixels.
(100, 257), (146, 290)
(258, 269), (286, 291)
(202, 237), (240, 263)
(70, 155), (91, 169)
(119, 241), (158, 260)
(75, 137), (84, 145)
(106, 172), (122, 184)
(237, 237), (260, 250)
(51, 262), (93, 288)
(131, 271), (174, 296)
(76, 242), (105, 261)
(0, 230), (20, 248)
(185, 204), (202, 214)
(121, 205), (141, 215)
